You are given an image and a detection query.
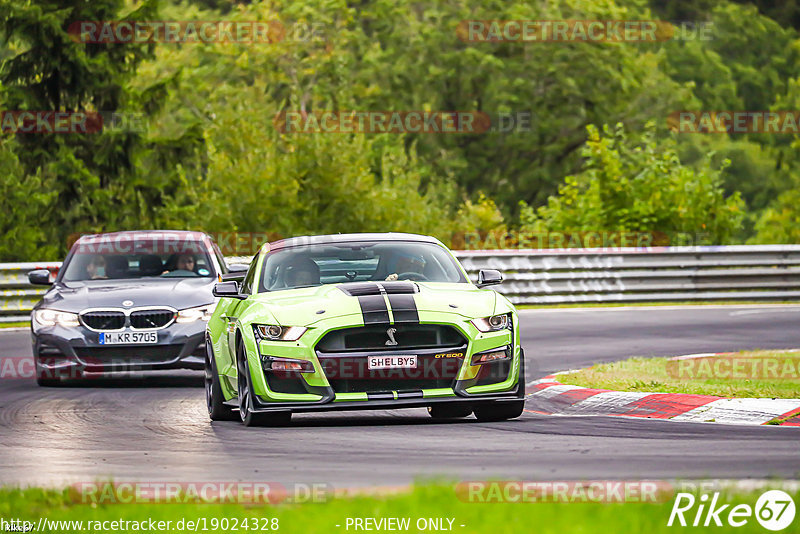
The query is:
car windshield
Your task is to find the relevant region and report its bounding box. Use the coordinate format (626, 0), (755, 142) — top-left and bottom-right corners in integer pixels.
(259, 240), (467, 292)
(61, 237), (215, 281)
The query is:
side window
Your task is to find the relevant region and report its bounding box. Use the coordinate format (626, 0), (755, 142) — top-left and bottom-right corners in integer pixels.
(240, 255), (258, 295)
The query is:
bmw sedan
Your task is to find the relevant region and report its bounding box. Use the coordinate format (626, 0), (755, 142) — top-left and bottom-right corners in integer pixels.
(28, 230), (245, 386)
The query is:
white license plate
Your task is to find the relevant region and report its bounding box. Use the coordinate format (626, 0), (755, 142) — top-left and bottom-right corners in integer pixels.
(99, 331), (158, 345)
(367, 355), (417, 370)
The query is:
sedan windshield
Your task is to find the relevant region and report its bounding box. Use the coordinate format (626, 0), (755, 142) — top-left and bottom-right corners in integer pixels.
(61, 239), (215, 281)
(259, 241), (466, 292)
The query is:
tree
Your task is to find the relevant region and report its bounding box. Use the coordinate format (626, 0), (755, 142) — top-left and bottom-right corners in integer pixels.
(0, 0), (204, 259)
(520, 122), (745, 244)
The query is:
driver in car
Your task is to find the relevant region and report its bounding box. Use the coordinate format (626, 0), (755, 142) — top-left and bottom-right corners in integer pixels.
(163, 253), (196, 274)
(385, 252), (426, 281)
(86, 255), (107, 280)
(285, 258), (320, 288)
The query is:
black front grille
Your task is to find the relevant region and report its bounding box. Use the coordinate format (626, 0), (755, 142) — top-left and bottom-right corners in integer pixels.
(475, 360), (511, 386)
(265, 371), (309, 394)
(75, 345), (182, 365)
(316, 324), (465, 352)
(130, 309), (175, 329)
(80, 311), (125, 331)
(318, 354), (463, 394)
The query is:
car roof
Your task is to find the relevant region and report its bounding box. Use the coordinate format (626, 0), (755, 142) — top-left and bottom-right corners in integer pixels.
(75, 230), (209, 243)
(269, 233), (443, 250)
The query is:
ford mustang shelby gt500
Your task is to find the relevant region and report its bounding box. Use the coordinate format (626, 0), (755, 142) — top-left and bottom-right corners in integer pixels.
(205, 233), (525, 426)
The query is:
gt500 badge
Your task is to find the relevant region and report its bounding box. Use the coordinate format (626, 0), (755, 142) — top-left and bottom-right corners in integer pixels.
(434, 352), (464, 359)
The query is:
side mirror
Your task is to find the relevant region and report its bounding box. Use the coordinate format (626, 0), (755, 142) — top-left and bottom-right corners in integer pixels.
(477, 269), (503, 288)
(221, 264), (249, 282)
(213, 281), (246, 300)
(28, 269), (53, 286)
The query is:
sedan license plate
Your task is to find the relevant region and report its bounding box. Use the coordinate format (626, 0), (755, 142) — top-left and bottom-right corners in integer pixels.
(367, 355), (417, 370)
(99, 332), (158, 345)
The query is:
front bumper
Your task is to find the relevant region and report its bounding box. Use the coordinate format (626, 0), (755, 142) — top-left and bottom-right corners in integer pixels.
(237, 315), (523, 412)
(32, 320), (207, 374)
(246, 391), (523, 413)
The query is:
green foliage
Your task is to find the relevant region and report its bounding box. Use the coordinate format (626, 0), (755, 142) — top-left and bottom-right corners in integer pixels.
(0, 0), (799, 259)
(521, 122), (745, 243)
(0, 0), (205, 260)
(0, 140), (58, 260)
(751, 185), (800, 243)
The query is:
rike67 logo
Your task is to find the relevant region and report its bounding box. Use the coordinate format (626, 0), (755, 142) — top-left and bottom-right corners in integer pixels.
(668, 490), (796, 531)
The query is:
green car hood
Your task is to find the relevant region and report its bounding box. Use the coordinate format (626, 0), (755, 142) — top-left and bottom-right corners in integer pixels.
(248, 282), (499, 327)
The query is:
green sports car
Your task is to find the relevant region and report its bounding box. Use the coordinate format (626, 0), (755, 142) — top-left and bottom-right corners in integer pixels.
(205, 233), (525, 426)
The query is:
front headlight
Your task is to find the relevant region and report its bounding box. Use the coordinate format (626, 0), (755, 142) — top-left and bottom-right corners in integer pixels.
(33, 309), (79, 327)
(471, 313), (511, 332)
(176, 304), (215, 323)
(253, 324), (307, 342)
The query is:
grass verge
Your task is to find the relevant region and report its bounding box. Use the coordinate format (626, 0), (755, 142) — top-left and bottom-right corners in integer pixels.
(1, 483), (797, 533)
(558, 349), (800, 399)
(0, 321), (29, 329)
(517, 301), (800, 309)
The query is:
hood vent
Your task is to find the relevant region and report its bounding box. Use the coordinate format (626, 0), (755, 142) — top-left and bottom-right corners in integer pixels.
(338, 282), (418, 297)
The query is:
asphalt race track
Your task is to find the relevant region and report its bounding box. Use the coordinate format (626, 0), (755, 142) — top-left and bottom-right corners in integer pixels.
(1, 305), (799, 488)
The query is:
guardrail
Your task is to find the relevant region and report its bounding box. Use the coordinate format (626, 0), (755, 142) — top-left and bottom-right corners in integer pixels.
(454, 245), (800, 305)
(0, 262), (61, 322)
(2, 246), (799, 321)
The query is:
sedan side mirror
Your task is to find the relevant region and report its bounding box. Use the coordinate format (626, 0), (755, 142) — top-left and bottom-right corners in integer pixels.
(28, 269), (53, 286)
(213, 281), (246, 299)
(477, 269), (503, 288)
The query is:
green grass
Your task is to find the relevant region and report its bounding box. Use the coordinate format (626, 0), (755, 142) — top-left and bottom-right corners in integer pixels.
(558, 350), (800, 400)
(517, 301), (800, 309)
(0, 321), (29, 328)
(1, 483), (797, 533)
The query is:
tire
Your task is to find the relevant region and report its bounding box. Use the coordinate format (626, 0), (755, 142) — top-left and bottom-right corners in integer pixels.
(473, 400), (525, 422)
(236, 338), (291, 427)
(427, 403), (472, 419)
(205, 340), (237, 421)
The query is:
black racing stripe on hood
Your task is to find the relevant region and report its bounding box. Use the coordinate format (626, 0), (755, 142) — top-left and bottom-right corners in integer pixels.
(338, 281), (419, 296)
(380, 281), (418, 294)
(339, 282), (382, 297)
(387, 293), (419, 323)
(358, 294), (390, 324)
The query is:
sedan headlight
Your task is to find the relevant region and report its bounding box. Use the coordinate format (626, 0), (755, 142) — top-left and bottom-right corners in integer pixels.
(176, 304), (215, 323)
(33, 309), (79, 327)
(253, 324), (307, 342)
(471, 313), (511, 332)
